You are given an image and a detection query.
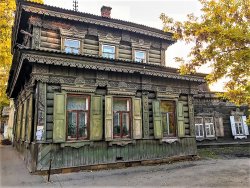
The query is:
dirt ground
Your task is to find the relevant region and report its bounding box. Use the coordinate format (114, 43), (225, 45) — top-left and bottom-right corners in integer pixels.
(1, 145), (250, 187)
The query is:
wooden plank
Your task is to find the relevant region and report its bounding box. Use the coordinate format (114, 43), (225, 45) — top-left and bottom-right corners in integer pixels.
(84, 43), (99, 51)
(46, 107), (53, 115)
(119, 48), (131, 55)
(41, 30), (60, 38)
(149, 49), (161, 55)
(149, 57), (161, 63)
(119, 53), (132, 59)
(40, 42), (60, 49)
(40, 36), (60, 44)
(84, 38), (98, 45)
(149, 53), (161, 59)
(82, 49), (99, 55)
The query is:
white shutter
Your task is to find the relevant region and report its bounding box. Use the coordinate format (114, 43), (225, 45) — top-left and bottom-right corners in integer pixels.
(242, 116), (249, 136)
(230, 116), (237, 136)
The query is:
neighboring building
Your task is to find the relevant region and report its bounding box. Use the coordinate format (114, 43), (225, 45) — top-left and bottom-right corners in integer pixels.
(7, 1), (206, 173)
(194, 91), (249, 144)
(0, 106), (10, 140)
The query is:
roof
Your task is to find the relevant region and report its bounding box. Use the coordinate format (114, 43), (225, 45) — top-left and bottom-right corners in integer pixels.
(16, 0), (175, 41)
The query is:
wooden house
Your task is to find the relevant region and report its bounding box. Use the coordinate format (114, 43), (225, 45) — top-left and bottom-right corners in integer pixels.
(7, 0), (206, 173)
(194, 89), (249, 145)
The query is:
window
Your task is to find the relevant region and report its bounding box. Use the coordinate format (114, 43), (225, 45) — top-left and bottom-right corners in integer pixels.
(160, 101), (176, 137)
(234, 116), (244, 135)
(135, 50), (146, 63)
(113, 98), (131, 138)
(66, 95), (90, 140)
(64, 39), (80, 54)
(204, 117), (215, 137)
(102, 44), (115, 59)
(195, 117), (204, 138)
(195, 116), (215, 139)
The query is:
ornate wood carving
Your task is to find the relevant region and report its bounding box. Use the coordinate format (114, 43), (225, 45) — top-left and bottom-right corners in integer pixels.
(32, 26), (41, 49)
(188, 95), (195, 136)
(23, 5), (174, 41)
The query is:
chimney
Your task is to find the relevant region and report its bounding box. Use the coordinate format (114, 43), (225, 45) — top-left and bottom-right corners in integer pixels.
(101, 6), (112, 18)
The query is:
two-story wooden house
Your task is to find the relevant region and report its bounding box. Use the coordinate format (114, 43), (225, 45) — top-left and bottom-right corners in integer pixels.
(7, 0), (206, 173)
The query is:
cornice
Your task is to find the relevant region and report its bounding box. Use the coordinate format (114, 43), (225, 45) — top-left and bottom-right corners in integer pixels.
(21, 53), (205, 83)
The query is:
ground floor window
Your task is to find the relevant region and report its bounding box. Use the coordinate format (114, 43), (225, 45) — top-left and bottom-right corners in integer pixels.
(195, 116), (215, 139)
(113, 98), (131, 138)
(230, 116), (249, 138)
(160, 100), (176, 137)
(67, 95), (90, 140)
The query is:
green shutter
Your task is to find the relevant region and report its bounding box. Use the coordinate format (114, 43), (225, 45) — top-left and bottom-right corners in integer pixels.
(27, 95), (33, 143)
(105, 96), (113, 141)
(153, 100), (162, 139)
(16, 105), (22, 140)
(133, 98), (142, 139)
(177, 101), (185, 137)
(53, 93), (66, 143)
(90, 95), (103, 140)
(21, 100), (27, 141)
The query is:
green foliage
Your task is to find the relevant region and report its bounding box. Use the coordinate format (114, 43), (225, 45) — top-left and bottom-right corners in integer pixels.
(160, 0), (250, 106)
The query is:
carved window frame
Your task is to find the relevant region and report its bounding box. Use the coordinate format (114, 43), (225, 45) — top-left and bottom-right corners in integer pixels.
(134, 50), (146, 63)
(102, 44), (116, 59)
(63, 38), (81, 54)
(195, 117), (204, 138)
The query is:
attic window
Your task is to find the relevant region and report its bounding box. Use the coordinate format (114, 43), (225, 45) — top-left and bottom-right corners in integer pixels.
(102, 44), (115, 59)
(64, 39), (80, 54)
(135, 50), (146, 63)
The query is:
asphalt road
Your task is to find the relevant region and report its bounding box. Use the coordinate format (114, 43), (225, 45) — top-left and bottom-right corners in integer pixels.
(1, 145), (250, 187)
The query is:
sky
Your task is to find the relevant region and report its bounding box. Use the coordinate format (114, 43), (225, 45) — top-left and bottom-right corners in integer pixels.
(44, 0), (225, 91)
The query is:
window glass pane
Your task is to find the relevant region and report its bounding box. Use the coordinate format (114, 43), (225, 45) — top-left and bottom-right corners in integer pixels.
(122, 113), (129, 136)
(162, 113), (169, 135)
(103, 45), (115, 53)
(113, 99), (128, 111)
(65, 47), (71, 53)
(168, 113), (175, 135)
(160, 101), (175, 113)
(67, 97), (87, 111)
(79, 112), (87, 138)
(199, 125), (204, 136)
(103, 53), (115, 59)
(135, 51), (145, 59)
(72, 49), (79, 54)
(65, 39), (79, 48)
(114, 112), (120, 136)
(67, 112), (77, 139)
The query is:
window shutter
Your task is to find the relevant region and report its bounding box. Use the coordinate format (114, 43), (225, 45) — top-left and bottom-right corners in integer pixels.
(242, 116), (249, 136)
(21, 100), (27, 141)
(53, 93), (66, 143)
(133, 98), (142, 139)
(152, 100), (162, 139)
(230, 116), (236, 136)
(105, 96), (113, 141)
(90, 95), (103, 140)
(16, 105), (22, 140)
(27, 95), (33, 143)
(177, 101), (185, 137)
(215, 117), (224, 137)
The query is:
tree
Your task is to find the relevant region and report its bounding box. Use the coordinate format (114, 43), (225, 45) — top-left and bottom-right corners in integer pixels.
(160, 0), (250, 106)
(0, 0), (44, 108)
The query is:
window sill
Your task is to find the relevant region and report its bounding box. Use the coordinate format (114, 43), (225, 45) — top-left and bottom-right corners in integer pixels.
(234, 135), (247, 139)
(108, 139), (136, 146)
(160, 137), (180, 144)
(60, 140), (94, 148)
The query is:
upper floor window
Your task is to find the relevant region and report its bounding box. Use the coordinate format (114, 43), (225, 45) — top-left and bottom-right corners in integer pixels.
(64, 39), (80, 54)
(135, 50), (146, 63)
(113, 98), (131, 138)
(102, 44), (115, 59)
(67, 95), (90, 140)
(160, 100), (176, 137)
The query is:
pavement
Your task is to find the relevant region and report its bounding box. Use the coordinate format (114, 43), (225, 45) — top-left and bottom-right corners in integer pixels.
(1, 144), (250, 187)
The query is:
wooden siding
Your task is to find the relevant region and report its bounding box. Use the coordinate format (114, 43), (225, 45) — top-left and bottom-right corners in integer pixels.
(40, 29), (61, 51)
(36, 137), (197, 170)
(149, 49), (161, 64)
(119, 44), (132, 61)
(83, 37), (99, 56)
